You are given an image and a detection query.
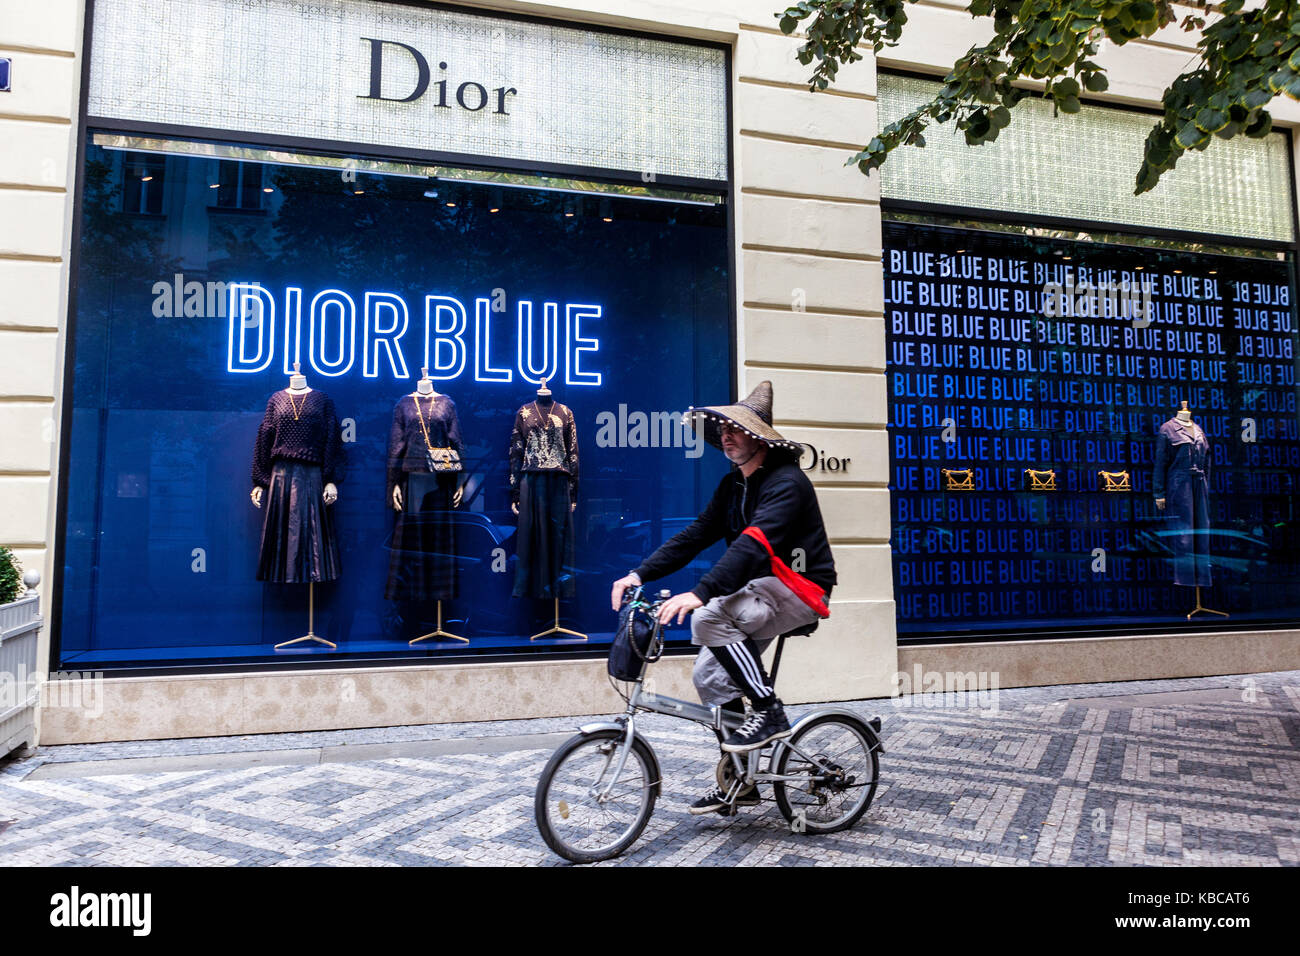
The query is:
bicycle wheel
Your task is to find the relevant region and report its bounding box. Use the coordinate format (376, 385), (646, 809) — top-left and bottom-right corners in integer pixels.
(772, 714), (879, 834)
(534, 729), (658, 863)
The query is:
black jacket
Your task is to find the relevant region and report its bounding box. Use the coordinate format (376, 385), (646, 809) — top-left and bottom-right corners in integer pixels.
(634, 450), (836, 604)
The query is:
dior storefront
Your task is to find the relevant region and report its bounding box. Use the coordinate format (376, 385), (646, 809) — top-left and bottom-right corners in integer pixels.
(3, 0), (1298, 745)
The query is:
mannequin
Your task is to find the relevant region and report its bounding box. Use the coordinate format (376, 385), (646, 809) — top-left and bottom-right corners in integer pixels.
(511, 380), (575, 516)
(392, 370), (463, 512)
(385, 368), (467, 637)
(250, 362), (346, 647)
(251, 366), (338, 508)
(508, 378), (582, 632)
(1153, 400), (1223, 618)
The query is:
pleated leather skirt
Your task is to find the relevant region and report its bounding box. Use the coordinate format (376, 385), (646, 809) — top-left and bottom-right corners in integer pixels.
(513, 471), (576, 599)
(257, 460), (341, 584)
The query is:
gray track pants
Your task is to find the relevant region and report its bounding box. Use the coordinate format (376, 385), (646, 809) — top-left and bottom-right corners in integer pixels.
(689, 575), (821, 706)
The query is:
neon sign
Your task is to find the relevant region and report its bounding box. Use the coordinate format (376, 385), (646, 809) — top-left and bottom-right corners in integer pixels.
(227, 284), (602, 385)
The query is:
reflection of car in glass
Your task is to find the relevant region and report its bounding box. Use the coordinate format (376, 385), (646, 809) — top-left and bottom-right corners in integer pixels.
(1137, 527), (1270, 575)
(600, 518), (717, 579)
(381, 510), (518, 635)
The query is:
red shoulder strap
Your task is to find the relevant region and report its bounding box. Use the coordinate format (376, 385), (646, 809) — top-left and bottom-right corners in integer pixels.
(740, 526), (830, 618)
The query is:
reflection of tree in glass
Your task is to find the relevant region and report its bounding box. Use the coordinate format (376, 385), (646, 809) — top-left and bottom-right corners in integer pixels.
(75, 153), (183, 409)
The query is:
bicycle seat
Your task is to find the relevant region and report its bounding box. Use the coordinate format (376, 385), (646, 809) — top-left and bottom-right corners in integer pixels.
(769, 620), (818, 687)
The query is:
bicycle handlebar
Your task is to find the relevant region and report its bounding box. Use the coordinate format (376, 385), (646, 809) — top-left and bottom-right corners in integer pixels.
(619, 585), (672, 665)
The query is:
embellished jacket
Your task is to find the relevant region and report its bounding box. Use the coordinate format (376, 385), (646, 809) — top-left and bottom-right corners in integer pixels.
(508, 400), (578, 504)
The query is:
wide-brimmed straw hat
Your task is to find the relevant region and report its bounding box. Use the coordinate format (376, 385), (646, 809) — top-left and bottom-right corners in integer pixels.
(683, 380), (804, 455)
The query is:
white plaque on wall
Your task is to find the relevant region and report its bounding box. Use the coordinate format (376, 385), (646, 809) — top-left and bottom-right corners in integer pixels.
(87, 0), (729, 183)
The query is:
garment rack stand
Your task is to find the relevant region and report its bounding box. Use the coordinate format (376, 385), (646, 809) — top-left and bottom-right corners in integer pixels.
(275, 582), (337, 649)
(410, 600), (468, 645)
(1186, 586), (1228, 620)
(530, 598), (587, 641)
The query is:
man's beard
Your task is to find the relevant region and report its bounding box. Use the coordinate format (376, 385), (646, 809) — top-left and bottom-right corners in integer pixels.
(724, 442), (761, 467)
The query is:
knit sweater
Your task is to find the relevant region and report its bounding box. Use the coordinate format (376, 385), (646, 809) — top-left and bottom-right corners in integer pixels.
(386, 392), (466, 493)
(251, 389), (345, 488)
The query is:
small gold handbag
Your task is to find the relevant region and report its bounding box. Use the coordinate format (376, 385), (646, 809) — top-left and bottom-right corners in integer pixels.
(941, 468), (975, 491)
(425, 446), (462, 473)
(1024, 468), (1057, 491)
(1098, 470), (1131, 492)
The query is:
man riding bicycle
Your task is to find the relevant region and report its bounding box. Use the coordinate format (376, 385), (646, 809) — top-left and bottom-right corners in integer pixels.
(610, 380), (836, 814)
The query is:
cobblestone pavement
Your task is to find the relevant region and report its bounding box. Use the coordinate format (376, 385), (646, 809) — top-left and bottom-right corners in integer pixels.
(1, 670), (1297, 866)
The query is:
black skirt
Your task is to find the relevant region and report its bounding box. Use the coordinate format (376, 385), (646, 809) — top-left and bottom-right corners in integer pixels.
(257, 460), (341, 583)
(513, 471), (576, 599)
(386, 471), (459, 602)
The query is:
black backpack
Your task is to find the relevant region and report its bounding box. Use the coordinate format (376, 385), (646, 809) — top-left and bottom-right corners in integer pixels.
(607, 597), (659, 681)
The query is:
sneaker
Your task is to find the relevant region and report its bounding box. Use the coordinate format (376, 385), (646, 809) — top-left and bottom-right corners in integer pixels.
(687, 784), (761, 816)
(721, 702), (792, 752)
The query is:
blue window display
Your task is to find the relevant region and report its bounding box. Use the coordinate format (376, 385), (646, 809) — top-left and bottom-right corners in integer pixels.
(57, 132), (732, 669)
(885, 219), (1300, 640)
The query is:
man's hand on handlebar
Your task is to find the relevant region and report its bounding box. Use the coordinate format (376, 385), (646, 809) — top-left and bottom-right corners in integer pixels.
(658, 592), (702, 626)
(611, 572), (642, 611)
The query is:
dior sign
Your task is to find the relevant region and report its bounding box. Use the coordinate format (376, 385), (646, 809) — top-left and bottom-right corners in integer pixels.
(87, 0), (728, 182)
(359, 38), (518, 114)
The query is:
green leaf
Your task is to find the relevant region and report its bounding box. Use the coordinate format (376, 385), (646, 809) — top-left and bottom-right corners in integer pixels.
(779, 15), (798, 33)
(1244, 111), (1273, 137)
(1055, 76), (1081, 97)
(1084, 72), (1109, 92)
(1242, 88), (1274, 109)
(1058, 94), (1082, 113)
(1193, 107), (1228, 132)
(1174, 120), (1206, 149)
(1291, 47), (1300, 72)
(1130, 1), (1156, 22)
(990, 105), (1011, 128)
(1267, 69), (1294, 94)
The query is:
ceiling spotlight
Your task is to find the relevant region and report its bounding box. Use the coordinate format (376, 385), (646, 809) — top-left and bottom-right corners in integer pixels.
(445, 200), (457, 208)
(141, 175), (153, 182)
(423, 188), (438, 198)
(489, 186), (503, 213)
(263, 186), (274, 193)
(354, 189), (365, 195)
(599, 197), (612, 222)
(208, 183), (220, 189)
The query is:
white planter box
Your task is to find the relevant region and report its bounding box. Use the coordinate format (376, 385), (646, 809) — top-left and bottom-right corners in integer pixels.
(0, 591), (40, 757)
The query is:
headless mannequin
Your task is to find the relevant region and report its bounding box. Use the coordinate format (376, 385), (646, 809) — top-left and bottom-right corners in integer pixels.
(393, 369), (463, 511)
(1154, 402), (1198, 512)
(512, 380), (576, 515)
(251, 365), (338, 508)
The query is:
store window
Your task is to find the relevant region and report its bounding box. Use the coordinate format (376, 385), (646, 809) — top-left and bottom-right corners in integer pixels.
(885, 218), (1300, 640)
(213, 160), (265, 211)
(121, 152), (166, 216)
(58, 131), (732, 669)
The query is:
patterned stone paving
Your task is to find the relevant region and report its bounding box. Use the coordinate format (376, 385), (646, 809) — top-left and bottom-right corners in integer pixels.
(0, 670), (1297, 866)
